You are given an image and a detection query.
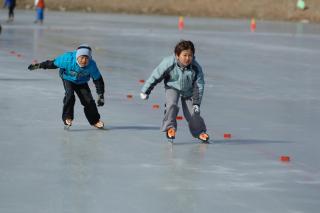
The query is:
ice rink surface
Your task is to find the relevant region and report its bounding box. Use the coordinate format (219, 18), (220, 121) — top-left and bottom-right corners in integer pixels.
(1, 9), (320, 213)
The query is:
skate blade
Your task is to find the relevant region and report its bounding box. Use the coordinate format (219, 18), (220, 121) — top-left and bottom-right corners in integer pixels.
(93, 125), (105, 130)
(93, 125), (107, 130)
(200, 139), (211, 144)
(167, 138), (174, 143)
(96, 127), (105, 130)
(64, 125), (71, 130)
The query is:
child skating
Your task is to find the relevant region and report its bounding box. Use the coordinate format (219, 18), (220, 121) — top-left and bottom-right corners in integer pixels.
(3, 0), (16, 22)
(27, 44), (105, 129)
(140, 40), (210, 142)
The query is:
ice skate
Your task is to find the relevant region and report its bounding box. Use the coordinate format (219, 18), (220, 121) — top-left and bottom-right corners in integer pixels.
(93, 120), (104, 129)
(64, 119), (73, 130)
(198, 132), (210, 143)
(166, 128), (176, 143)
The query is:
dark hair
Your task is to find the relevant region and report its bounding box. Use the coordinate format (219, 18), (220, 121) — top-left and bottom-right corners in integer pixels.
(174, 40), (195, 56)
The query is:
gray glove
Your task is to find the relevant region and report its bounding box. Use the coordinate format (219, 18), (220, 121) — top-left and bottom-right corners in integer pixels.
(97, 94), (104, 107)
(140, 93), (149, 100)
(193, 105), (200, 113)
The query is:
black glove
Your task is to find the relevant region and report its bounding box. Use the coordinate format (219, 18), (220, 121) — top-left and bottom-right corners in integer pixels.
(97, 94), (104, 107)
(28, 63), (40, 71)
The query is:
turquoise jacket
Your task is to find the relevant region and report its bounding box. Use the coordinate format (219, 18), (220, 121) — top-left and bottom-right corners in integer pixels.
(54, 51), (102, 84)
(141, 55), (205, 105)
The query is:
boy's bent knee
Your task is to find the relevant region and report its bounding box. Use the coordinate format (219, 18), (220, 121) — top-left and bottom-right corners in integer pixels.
(64, 94), (75, 103)
(84, 100), (97, 108)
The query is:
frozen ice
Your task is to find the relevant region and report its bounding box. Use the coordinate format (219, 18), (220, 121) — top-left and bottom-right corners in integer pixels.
(1, 9), (320, 213)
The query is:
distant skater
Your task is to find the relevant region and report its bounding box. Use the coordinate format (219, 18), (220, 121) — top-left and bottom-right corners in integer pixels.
(34, 0), (45, 24)
(3, 0), (16, 22)
(27, 44), (106, 129)
(140, 40), (210, 142)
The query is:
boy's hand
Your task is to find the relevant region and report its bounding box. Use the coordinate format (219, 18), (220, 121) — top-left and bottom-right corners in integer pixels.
(97, 94), (104, 107)
(140, 93), (148, 100)
(193, 105), (200, 113)
(28, 63), (40, 71)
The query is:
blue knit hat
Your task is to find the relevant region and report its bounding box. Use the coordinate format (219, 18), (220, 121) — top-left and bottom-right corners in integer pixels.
(76, 44), (92, 59)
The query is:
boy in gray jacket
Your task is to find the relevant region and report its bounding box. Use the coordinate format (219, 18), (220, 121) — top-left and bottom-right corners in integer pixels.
(140, 40), (209, 142)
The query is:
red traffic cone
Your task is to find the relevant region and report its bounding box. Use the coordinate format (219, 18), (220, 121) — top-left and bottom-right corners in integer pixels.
(224, 133), (232, 139)
(250, 18), (256, 32)
(178, 16), (184, 31)
(152, 104), (160, 109)
(280, 155), (290, 162)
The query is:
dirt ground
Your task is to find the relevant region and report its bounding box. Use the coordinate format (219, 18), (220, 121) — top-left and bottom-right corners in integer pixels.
(18, 0), (320, 22)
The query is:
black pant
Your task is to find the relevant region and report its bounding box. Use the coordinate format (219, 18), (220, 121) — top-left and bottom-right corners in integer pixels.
(62, 79), (100, 125)
(9, 6), (15, 19)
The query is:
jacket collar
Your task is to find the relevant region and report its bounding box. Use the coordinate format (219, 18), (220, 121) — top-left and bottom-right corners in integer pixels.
(176, 59), (192, 71)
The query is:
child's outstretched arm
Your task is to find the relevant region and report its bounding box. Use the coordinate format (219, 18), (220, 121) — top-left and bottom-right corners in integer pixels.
(27, 60), (58, 71)
(140, 56), (174, 99)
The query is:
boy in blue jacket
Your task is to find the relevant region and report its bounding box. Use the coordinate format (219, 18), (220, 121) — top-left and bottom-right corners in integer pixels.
(28, 44), (105, 129)
(140, 40), (210, 142)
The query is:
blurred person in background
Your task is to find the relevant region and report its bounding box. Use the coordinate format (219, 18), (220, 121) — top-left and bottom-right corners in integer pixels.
(27, 44), (106, 129)
(34, 0), (45, 24)
(297, 0), (308, 10)
(3, 0), (16, 22)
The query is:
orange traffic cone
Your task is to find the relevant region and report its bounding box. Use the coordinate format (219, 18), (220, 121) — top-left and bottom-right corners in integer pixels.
(250, 18), (256, 32)
(280, 155), (290, 162)
(152, 104), (160, 109)
(176, 116), (183, 120)
(178, 16), (184, 31)
(224, 133), (232, 139)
